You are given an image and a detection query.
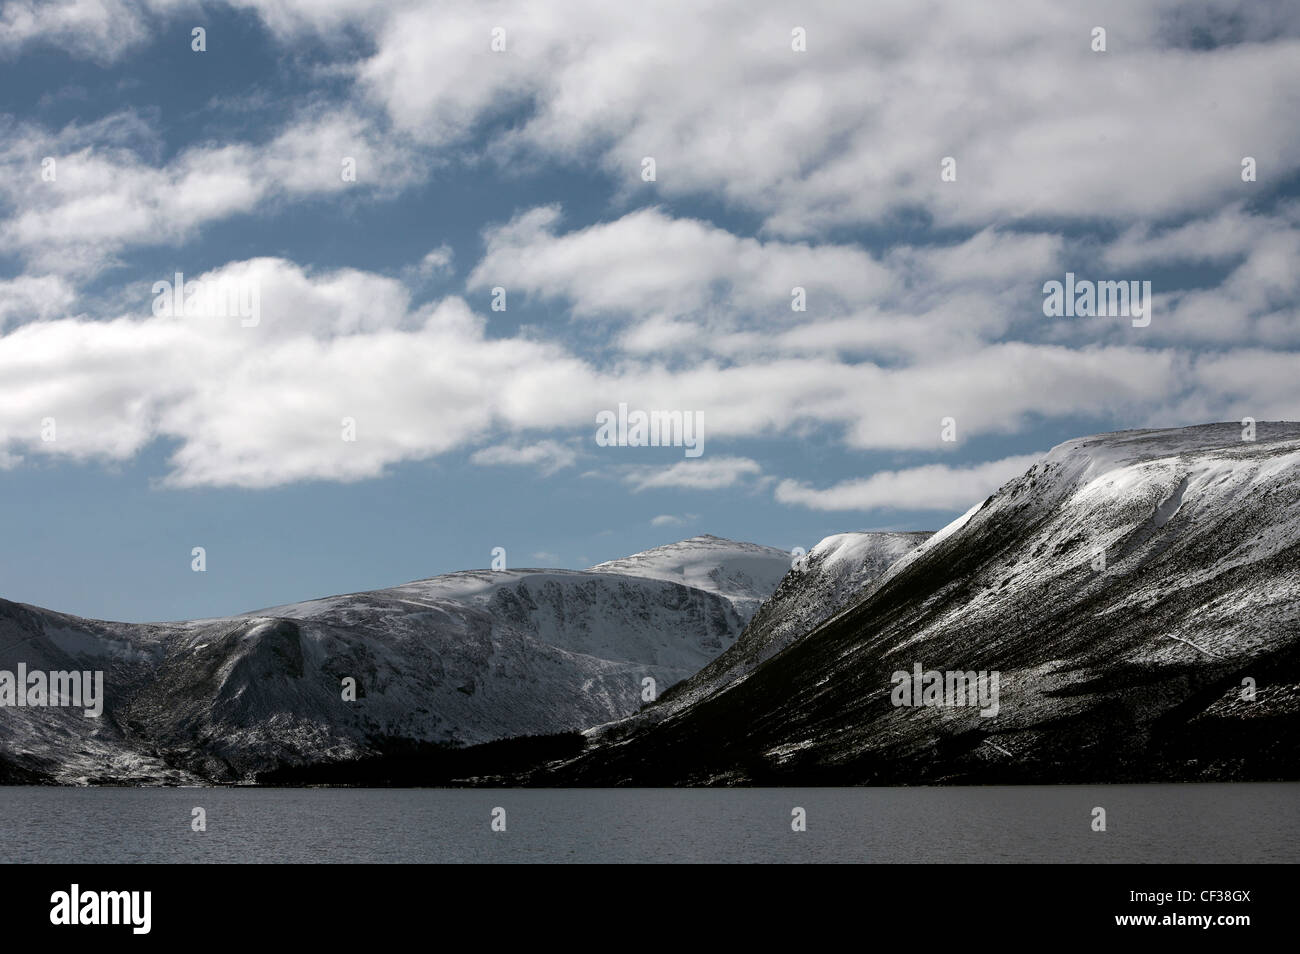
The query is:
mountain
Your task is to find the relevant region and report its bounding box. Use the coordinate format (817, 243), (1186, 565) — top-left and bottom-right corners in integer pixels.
(588, 534), (794, 618)
(589, 531), (930, 736)
(0, 602), (182, 784)
(0, 536), (793, 784)
(546, 422), (1300, 785)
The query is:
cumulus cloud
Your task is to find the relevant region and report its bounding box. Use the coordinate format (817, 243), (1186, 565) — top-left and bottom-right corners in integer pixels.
(650, 513), (697, 527)
(409, 244), (455, 280)
(0, 0), (1297, 510)
(0, 258), (582, 486)
(0, 0), (386, 62)
(469, 205), (1069, 363)
(2, 250), (1292, 491)
(0, 274), (77, 328)
(350, 0), (1300, 234)
(0, 0), (182, 63)
(776, 454), (1045, 512)
(0, 107), (421, 275)
(8, 2), (1300, 236)
(624, 457), (763, 492)
(470, 439), (577, 475)
(1102, 203), (1294, 269)
(470, 205), (895, 323)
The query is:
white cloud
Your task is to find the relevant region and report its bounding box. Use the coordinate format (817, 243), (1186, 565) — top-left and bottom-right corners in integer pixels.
(0, 274), (77, 328)
(1104, 208), (1300, 347)
(0, 0), (388, 62)
(0, 0), (182, 63)
(470, 205), (895, 323)
(892, 229), (1063, 286)
(776, 453), (1045, 512)
(7, 2), (1299, 238)
(625, 457), (762, 492)
(0, 258), (586, 486)
(0, 108), (420, 276)
(1102, 203), (1294, 269)
(650, 513), (697, 527)
(470, 439), (576, 476)
(0, 252), (1295, 492)
(350, 0), (1300, 234)
(0, 3), (1297, 496)
(411, 244), (455, 280)
(469, 206), (1066, 363)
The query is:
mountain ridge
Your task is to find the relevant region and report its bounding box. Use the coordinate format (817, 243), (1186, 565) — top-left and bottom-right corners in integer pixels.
(0, 535), (795, 783)
(545, 421), (1300, 785)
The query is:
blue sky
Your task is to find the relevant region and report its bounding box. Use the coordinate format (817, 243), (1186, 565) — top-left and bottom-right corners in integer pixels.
(1, 0), (1298, 621)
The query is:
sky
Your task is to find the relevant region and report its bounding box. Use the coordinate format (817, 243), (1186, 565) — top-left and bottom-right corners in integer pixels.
(0, 0), (1298, 622)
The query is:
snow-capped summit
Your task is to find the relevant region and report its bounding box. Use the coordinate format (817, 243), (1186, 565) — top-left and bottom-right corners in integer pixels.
(587, 530), (930, 734)
(588, 534), (795, 617)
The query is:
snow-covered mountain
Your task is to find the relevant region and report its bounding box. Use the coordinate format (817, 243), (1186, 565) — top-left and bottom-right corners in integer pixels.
(588, 534), (794, 618)
(0, 536), (789, 783)
(0, 602), (183, 784)
(551, 423), (1300, 785)
(591, 531), (930, 733)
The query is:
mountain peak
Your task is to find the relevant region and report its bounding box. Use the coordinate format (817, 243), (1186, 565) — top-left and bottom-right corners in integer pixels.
(587, 534), (794, 615)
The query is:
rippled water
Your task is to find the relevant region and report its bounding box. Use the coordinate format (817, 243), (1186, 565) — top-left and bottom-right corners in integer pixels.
(1, 783), (1294, 863)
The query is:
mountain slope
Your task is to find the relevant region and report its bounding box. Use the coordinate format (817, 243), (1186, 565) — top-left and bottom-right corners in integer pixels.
(0, 601), (183, 784)
(0, 536), (782, 783)
(548, 423), (1300, 785)
(591, 531), (930, 736)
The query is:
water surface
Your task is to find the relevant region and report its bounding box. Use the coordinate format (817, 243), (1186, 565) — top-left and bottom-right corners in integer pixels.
(1, 784), (1294, 863)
